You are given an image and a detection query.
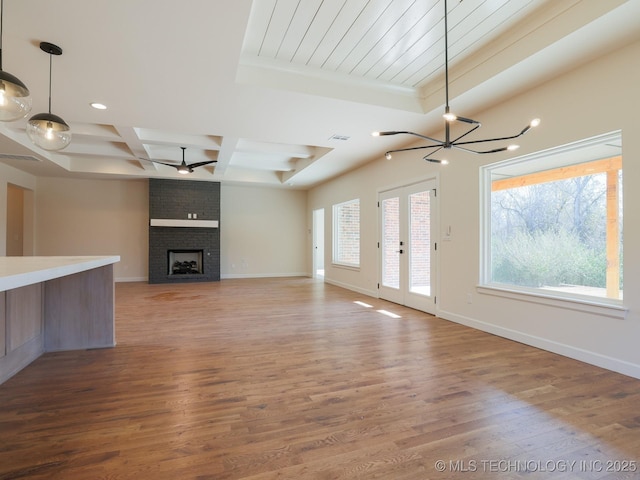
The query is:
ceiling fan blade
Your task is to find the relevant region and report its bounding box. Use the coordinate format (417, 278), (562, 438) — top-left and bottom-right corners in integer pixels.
(149, 159), (180, 170)
(188, 160), (217, 169)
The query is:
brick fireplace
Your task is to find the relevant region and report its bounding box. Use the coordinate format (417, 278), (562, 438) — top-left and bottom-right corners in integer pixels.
(148, 179), (220, 284)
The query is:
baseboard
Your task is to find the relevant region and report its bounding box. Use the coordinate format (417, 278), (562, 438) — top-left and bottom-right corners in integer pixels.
(323, 278), (378, 298)
(437, 309), (640, 380)
(221, 272), (309, 279)
(115, 276), (147, 283)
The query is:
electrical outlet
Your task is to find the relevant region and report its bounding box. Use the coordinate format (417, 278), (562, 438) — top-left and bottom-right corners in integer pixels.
(466, 293), (473, 304)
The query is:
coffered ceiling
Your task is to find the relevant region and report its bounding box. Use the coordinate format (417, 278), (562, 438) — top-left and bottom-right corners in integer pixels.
(0, 0), (638, 188)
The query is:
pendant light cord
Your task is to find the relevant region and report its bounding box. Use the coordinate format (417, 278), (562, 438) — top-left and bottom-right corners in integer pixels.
(443, 0), (451, 145)
(48, 52), (52, 113)
(0, 0), (4, 69)
(444, 0), (449, 110)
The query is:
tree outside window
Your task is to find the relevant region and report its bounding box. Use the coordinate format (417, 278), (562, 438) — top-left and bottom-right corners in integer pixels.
(483, 132), (622, 301)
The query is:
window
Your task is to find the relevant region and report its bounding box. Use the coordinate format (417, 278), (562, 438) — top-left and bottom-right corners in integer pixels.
(333, 199), (360, 267)
(481, 131), (622, 304)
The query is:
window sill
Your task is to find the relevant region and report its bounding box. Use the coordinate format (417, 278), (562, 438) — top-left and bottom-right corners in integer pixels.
(477, 284), (627, 319)
(332, 263), (360, 272)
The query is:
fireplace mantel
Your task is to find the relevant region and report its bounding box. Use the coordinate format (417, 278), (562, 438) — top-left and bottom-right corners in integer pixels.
(150, 219), (218, 228)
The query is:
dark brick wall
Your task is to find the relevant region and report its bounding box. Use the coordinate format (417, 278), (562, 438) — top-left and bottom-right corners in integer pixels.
(149, 178), (219, 220)
(148, 179), (220, 284)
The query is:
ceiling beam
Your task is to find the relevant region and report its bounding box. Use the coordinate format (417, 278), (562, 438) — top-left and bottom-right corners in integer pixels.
(114, 126), (158, 171)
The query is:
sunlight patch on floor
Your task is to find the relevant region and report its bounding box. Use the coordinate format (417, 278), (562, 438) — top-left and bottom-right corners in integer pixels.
(354, 301), (373, 308)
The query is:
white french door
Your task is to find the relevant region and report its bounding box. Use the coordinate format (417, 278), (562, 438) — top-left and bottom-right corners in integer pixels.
(379, 180), (437, 314)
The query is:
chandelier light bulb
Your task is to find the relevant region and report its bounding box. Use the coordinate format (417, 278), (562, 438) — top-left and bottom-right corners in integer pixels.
(530, 118), (541, 128)
(45, 121), (54, 140)
(443, 112), (457, 122)
(507, 144), (520, 151)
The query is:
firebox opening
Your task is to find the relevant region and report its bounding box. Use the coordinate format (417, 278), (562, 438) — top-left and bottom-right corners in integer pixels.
(168, 249), (204, 275)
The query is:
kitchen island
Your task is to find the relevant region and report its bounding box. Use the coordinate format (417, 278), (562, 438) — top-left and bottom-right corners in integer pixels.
(0, 256), (120, 385)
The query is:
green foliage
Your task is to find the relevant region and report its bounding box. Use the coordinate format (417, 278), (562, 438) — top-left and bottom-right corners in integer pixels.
(492, 229), (606, 288)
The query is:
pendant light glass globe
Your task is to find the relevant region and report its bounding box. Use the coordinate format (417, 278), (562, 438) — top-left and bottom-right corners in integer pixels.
(0, 70), (31, 121)
(26, 112), (71, 150)
(27, 41), (71, 151)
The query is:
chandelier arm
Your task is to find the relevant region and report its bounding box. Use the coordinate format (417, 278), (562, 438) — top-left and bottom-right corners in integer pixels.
(386, 143), (444, 156)
(377, 130), (443, 143)
(453, 124), (532, 147)
(449, 124), (482, 144)
(423, 146), (445, 161)
(454, 116), (481, 125)
(452, 144), (509, 155)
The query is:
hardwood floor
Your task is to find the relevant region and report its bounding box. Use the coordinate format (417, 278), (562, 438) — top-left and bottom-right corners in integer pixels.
(1, 278), (639, 479)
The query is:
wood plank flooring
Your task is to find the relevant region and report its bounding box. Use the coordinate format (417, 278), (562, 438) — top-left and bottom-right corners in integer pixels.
(1, 278), (639, 479)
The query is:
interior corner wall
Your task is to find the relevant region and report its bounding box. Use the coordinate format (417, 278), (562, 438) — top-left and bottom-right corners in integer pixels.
(308, 39), (640, 379)
(221, 183), (307, 278)
(34, 177), (149, 281)
(0, 163), (37, 256)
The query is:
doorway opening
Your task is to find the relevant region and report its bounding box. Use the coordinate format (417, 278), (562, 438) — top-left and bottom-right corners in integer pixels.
(313, 208), (325, 278)
(6, 184), (34, 256)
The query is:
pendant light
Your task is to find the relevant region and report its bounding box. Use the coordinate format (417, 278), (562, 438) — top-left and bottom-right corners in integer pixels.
(0, 0), (31, 121)
(373, 0), (539, 164)
(26, 42), (71, 151)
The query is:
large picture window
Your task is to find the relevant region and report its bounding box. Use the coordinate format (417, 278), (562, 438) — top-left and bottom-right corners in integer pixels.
(333, 199), (360, 267)
(481, 132), (622, 303)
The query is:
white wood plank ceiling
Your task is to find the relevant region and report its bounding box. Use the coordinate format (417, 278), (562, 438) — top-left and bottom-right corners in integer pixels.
(2, 0), (638, 187)
(243, 0), (543, 91)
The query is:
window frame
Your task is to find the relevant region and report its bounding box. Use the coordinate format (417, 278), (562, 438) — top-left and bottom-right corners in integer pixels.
(332, 198), (361, 269)
(479, 131), (626, 319)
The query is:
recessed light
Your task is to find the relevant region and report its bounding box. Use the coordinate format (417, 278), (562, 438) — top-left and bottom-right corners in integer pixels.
(90, 102), (107, 110)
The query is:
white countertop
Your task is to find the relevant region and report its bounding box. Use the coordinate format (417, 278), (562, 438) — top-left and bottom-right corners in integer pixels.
(0, 256), (120, 292)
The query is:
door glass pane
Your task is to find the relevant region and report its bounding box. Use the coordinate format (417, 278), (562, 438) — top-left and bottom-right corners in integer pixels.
(382, 197), (400, 289)
(409, 190), (431, 296)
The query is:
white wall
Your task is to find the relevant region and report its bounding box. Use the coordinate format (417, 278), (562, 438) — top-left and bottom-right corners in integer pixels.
(12, 177), (308, 282)
(221, 183), (307, 278)
(35, 177), (149, 281)
(308, 39), (640, 379)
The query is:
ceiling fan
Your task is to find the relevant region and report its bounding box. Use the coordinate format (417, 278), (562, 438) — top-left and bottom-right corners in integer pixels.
(149, 147), (216, 174)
